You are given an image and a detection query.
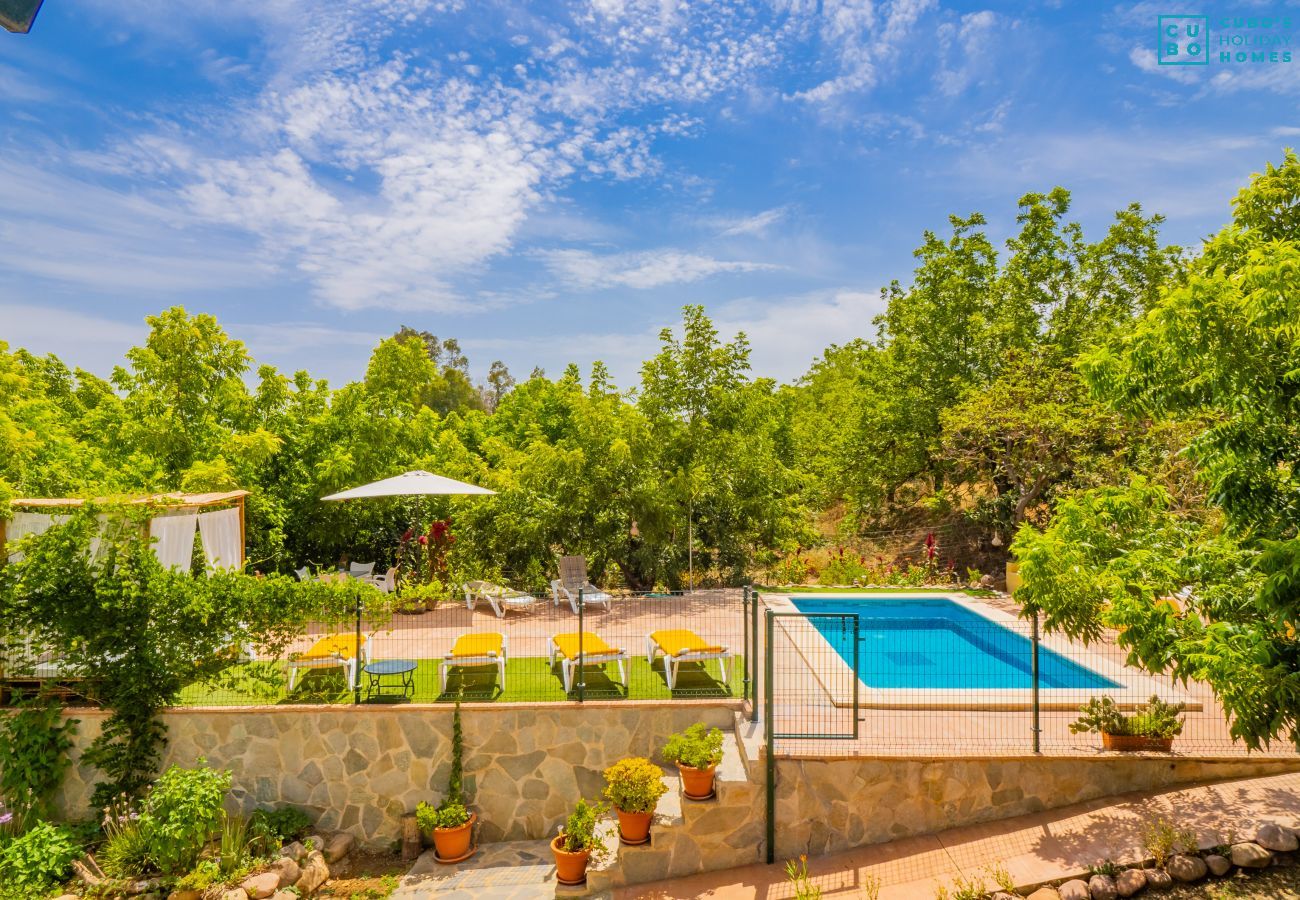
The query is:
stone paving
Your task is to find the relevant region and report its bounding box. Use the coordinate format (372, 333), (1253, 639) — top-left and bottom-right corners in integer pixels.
(613, 771), (1300, 899)
(390, 840), (615, 900)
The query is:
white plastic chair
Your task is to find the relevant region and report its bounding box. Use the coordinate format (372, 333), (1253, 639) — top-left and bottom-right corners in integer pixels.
(553, 556), (613, 613)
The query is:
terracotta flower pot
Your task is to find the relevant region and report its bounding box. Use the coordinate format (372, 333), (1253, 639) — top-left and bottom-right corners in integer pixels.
(1102, 732), (1174, 752)
(432, 812), (476, 861)
(679, 763), (717, 800)
(551, 833), (591, 885)
(616, 808), (653, 845)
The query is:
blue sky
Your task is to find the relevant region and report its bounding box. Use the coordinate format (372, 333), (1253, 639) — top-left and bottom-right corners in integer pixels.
(1, 0), (1298, 388)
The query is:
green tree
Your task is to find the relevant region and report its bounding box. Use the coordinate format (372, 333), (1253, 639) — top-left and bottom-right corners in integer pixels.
(940, 355), (1124, 528)
(0, 506), (373, 802)
(112, 307), (256, 485)
(1019, 150), (1300, 748)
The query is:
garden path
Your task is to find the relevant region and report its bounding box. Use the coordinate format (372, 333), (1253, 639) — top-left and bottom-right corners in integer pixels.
(616, 771), (1300, 899)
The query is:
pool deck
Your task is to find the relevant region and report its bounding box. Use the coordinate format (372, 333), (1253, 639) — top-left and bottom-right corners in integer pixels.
(758, 591), (1297, 760)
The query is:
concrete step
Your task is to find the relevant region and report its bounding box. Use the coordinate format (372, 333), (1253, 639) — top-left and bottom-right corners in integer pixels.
(397, 724), (764, 897)
(733, 710), (764, 778)
(392, 839), (587, 900)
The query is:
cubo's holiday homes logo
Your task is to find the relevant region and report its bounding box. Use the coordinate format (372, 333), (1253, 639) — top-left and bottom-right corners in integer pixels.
(1158, 13), (1294, 66)
(1159, 15), (1209, 64)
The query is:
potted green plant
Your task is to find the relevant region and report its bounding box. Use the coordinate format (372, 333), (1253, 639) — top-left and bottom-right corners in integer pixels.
(551, 798), (609, 886)
(417, 701), (477, 861)
(662, 723), (725, 800)
(602, 757), (667, 846)
(1070, 695), (1185, 752)
(397, 581), (445, 613)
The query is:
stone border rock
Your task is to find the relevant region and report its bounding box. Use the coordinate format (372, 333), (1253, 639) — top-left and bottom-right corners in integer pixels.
(973, 821), (1299, 899)
(60, 831), (358, 900)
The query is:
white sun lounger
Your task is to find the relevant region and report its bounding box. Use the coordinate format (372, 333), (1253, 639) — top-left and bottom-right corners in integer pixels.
(464, 580), (542, 617)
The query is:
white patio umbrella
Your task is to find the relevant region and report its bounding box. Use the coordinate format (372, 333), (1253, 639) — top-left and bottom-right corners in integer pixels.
(321, 470), (496, 501)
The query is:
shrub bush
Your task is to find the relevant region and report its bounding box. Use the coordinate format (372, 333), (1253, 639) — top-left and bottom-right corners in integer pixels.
(557, 798), (608, 860)
(140, 762), (231, 875)
(0, 820), (80, 893)
(0, 696), (78, 830)
(602, 757), (667, 814)
(250, 805), (312, 843)
(1070, 695), (1185, 738)
(416, 799), (470, 831)
(662, 723), (725, 770)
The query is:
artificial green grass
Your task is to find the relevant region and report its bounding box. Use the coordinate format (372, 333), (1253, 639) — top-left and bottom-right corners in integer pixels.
(178, 654), (745, 706)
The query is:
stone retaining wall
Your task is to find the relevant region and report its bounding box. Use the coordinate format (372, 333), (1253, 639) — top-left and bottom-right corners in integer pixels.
(53, 701), (741, 848)
(770, 755), (1300, 859)
(46, 702), (1300, 864)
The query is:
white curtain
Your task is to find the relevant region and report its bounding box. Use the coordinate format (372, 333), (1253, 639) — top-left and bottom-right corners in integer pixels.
(198, 507), (242, 571)
(5, 511), (63, 562)
(150, 512), (199, 571)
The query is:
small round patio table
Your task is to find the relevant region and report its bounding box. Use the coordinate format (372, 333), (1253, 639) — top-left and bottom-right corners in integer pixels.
(363, 659), (417, 700)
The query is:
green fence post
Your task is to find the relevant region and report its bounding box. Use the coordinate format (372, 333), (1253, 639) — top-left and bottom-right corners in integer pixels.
(353, 592), (363, 706)
(1031, 608), (1041, 753)
(764, 608), (775, 864)
(851, 613), (860, 741)
(577, 588), (585, 703)
(742, 586), (751, 704)
(751, 586), (761, 723)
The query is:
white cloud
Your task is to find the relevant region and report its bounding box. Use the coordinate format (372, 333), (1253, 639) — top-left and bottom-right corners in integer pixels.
(1128, 46), (1203, 85)
(713, 289), (884, 382)
(934, 10), (999, 97)
(42, 0), (820, 314)
(947, 129), (1277, 225)
(0, 157), (270, 294)
(467, 287), (887, 388)
(539, 249), (780, 290)
(716, 206), (791, 237)
(792, 0), (937, 103)
(179, 62), (553, 311)
(0, 303), (145, 376)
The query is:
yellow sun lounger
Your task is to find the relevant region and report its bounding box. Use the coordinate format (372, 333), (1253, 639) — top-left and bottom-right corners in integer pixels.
(287, 633), (371, 691)
(439, 632), (508, 691)
(646, 629), (731, 690)
(548, 632), (628, 693)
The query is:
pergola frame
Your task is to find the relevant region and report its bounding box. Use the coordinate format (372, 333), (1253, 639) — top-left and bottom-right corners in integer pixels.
(2, 490), (250, 569)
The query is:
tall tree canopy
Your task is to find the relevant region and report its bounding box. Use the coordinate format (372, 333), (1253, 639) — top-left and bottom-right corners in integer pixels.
(1014, 150), (1300, 748)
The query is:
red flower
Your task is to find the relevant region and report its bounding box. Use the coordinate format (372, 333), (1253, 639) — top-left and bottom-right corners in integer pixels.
(418, 535), (428, 545)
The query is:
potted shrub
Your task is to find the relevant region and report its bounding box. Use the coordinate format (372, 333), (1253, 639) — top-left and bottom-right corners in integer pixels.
(416, 701), (477, 861)
(1070, 695), (1185, 752)
(397, 581), (445, 614)
(662, 723), (725, 800)
(417, 798), (474, 861)
(551, 798), (608, 886)
(602, 757), (667, 846)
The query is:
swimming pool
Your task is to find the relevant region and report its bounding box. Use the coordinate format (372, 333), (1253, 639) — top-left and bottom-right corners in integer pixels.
(790, 595), (1121, 691)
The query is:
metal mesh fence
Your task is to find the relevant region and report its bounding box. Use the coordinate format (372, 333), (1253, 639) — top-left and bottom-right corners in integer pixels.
(166, 588), (747, 706)
(759, 592), (1300, 759)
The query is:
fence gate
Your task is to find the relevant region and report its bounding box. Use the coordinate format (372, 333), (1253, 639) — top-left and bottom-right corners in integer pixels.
(761, 607), (860, 863)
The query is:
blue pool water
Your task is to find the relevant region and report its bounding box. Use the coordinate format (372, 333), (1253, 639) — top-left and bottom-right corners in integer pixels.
(791, 596), (1121, 690)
